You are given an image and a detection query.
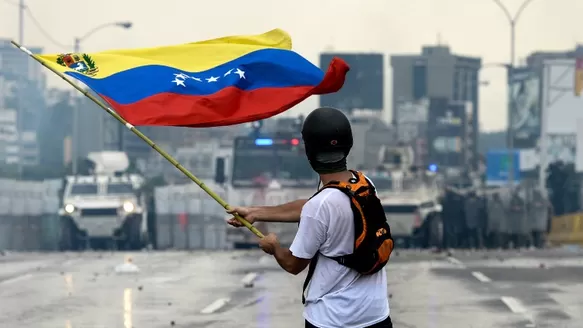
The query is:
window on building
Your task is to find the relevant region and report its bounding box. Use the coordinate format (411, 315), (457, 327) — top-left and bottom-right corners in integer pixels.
(412, 63), (427, 100)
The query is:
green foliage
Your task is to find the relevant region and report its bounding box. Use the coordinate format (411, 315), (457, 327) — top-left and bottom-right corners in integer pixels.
(56, 56), (65, 66)
(82, 54), (97, 69)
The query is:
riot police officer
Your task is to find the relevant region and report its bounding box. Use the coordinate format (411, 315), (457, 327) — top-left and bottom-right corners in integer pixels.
(507, 190), (529, 249)
(486, 192), (506, 249)
(529, 189), (551, 248)
(464, 191), (484, 249)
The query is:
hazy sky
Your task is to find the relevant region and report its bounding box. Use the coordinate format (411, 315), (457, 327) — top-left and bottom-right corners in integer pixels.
(1, 0), (582, 132)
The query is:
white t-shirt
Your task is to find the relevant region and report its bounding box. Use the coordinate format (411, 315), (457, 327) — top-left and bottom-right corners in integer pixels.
(289, 179), (390, 328)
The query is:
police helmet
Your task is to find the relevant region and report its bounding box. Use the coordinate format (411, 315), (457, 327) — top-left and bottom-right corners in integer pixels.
(301, 107), (353, 173)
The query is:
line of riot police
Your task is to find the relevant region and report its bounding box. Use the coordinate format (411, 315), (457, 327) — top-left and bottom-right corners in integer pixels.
(440, 186), (552, 249)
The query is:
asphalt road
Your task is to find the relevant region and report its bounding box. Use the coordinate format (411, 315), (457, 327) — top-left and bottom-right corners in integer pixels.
(0, 247), (582, 328)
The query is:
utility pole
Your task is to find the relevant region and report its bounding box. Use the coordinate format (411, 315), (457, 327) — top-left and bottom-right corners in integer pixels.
(491, 0), (538, 188)
(70, 22), (132, 175)
(18, 0), (24, 44)
(16, 0), (25, 178)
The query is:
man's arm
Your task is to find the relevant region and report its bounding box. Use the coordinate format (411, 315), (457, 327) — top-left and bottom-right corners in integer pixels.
(254, 199), (308, 223)
(273, 245), (310, 275)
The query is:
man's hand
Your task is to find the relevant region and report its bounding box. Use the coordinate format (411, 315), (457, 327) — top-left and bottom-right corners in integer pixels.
(226, 206), (259, 227)
(258, 233), (279, 255)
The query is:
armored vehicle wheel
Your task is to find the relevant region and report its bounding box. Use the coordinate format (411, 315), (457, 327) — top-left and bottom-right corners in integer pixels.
(122, 215), (143, 250)
(59, 217), (80, 251)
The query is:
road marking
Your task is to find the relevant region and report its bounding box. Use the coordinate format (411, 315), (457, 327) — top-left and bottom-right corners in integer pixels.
(446, 256), (466, 268)
(500, 297), (536, 326)
(124, 288), (133, 328)
(501, 296), (527, 313)
(241, 272), (258, 287)
(200, 298), (230, 314)
(471, 271), (492, 283)
(0, 273), (33, 285)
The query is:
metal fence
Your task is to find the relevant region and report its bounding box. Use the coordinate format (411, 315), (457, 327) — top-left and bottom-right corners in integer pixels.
(153, 181), (228, 250)
(0, 179), (62, 251)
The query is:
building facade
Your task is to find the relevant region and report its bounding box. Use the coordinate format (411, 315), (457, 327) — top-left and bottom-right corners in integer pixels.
(391, 45), (481, 169)
(0, 38), (46, 166)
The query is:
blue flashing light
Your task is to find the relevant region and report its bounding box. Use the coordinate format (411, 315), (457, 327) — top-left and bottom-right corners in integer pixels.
(255, 138), (273, 146)
(428, 164), (438, 172)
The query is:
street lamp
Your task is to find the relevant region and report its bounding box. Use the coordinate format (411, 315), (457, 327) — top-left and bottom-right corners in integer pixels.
(71, 21), (132, 175)
(73, 21), (132, 53)
(490, 0), (538, 187)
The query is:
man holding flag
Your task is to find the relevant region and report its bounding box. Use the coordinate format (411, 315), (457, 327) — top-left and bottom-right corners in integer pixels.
(15, 28), (362, 327)
(227, 108), (393, 328)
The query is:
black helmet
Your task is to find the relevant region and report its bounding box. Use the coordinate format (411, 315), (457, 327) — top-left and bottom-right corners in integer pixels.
(301, 107), (353, 173)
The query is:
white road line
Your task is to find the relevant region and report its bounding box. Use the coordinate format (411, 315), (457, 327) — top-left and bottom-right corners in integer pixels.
(241, 272), (259, 287)
(471, 271), (492, 283)
(501, 296), (527, 313)
(446, 256), (466, 268)
(0, 273), (33, 285)
(500, 296), (536, 326)
(200, 297), (230, 314)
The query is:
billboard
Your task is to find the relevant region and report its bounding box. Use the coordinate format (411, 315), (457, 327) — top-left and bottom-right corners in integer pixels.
(427, 98), (466, 168)
(509, 67), (540, 148)
(319, 53), (384, 111)
(395, 98), (428, 143)
(486, 150), (521, 186)
(519, 133), (576, 171)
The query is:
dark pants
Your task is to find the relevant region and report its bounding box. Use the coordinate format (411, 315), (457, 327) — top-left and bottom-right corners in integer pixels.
(531, 231), (545, 248)
(509, 233), (526, 248)
(467, 228), (483, 249)
(442, 223), (458, 248)
(487, 232), (501, 249)
(305, 315), (393, 328)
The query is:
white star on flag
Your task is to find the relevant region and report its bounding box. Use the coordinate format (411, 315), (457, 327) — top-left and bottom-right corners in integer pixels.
(224, 69), (233, 77)
(172, 78), (186, 87)
(174, 73), (189, 80)
(206, 76), (219, 83)
(235, 68), (245, 79)
(191, 77), (202, 82)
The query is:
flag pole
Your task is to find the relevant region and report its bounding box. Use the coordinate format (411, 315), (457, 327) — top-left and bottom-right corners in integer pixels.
(10, 40), (264, 239)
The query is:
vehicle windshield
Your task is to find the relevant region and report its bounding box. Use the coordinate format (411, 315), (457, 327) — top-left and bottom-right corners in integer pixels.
(232, 137), (315, 188)
(70, 183), (98, 195)
(232, 152), (314, 188)
(107, 183), (135, 195)
(368, 175), (424, 193)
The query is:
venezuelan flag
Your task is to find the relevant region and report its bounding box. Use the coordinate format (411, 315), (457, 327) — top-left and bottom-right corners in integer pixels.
(37, 29), (349, 127)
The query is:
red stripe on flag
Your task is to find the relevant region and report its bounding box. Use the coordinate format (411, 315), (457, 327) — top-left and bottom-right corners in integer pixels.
(101, 85), (317, 127)
(98, 57), (349, 128)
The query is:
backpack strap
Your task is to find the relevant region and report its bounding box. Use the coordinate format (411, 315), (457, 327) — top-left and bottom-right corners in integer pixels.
(301, 253), (319, 304)
(301, 186), (329, 305)
(301, 171), (372, 304)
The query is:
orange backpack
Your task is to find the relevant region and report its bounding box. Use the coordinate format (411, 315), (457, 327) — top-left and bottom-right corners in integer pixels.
(302, 170), (394, 304)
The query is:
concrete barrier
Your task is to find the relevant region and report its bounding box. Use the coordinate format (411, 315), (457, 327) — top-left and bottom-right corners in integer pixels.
(0, 179), (62, 251)
(548, 212), (583, 246)
(154, 181), (228, 250)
